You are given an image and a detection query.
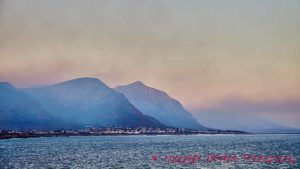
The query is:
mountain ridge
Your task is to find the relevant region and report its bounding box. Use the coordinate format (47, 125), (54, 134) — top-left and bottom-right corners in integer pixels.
(23, 77), (165, 128)
(115, 81), (209, 130)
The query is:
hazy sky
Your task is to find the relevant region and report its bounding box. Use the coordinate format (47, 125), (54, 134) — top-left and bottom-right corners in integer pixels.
(0, 0), (300, 127)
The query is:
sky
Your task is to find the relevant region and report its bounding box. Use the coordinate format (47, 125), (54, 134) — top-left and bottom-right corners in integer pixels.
(0, 0), (300, 128)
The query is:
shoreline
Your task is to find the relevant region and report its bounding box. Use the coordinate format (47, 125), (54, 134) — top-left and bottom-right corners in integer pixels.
(0, 133), (251, 140)
(2, 132), (300, 140)
(0, 128), (249, 140)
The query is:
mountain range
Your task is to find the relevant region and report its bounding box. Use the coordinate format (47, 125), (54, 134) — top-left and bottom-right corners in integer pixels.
(0, 78), (167, 130)
(23, 78), (164, 128)
(0, 77), (207, 130)
(0, 77), (299, 133)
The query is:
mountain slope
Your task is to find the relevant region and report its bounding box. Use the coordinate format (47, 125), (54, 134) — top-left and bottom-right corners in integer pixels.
(115, 81), (209, 130)
(0, 82), (55, 130)
(24, 77), (165, 128)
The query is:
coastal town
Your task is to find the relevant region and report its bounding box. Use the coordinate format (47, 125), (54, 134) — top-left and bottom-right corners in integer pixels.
(0, 127), (248, 139)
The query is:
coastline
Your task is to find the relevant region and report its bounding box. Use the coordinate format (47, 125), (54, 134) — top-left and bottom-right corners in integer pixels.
(0, 128), (249, 140)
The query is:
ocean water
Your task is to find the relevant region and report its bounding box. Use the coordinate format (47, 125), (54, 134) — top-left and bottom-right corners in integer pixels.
(0, 134), (299, 169)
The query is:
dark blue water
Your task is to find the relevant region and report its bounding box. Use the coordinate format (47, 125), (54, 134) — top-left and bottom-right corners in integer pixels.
(0, 134), (299, 168)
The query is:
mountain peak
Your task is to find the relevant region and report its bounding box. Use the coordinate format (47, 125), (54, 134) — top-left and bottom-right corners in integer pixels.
(53, 77), (110, 90)
(115, 81), (169, 98)
(130, 81), (146, 87)
(68, 77), (101, 83)
(0, 82), (15, 90)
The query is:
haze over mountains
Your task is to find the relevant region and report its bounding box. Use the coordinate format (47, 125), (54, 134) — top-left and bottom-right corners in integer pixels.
(0, 78), (166, 130)
(0, 77), (299, 133)
(0, 82), (55, 130)
(115, 81), (208, 130)
(23, 78), (164, 128)
(194, 111), (300, 134)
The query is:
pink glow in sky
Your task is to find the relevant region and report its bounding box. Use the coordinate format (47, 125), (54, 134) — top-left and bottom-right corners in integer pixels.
(0, 0), (299, 128)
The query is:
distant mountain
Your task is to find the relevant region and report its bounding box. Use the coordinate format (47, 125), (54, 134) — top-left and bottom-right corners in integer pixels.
(115, 81), (209, 130)
(24, 77), (165, 128)
(194, 111), (300, 133)
(0, 82), (55, 130)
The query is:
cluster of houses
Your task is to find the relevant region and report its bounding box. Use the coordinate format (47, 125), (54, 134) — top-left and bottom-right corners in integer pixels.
(0, 127), (247, 139)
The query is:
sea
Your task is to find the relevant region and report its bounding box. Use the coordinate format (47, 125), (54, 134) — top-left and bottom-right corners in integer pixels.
(0, 134), (299, 169)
